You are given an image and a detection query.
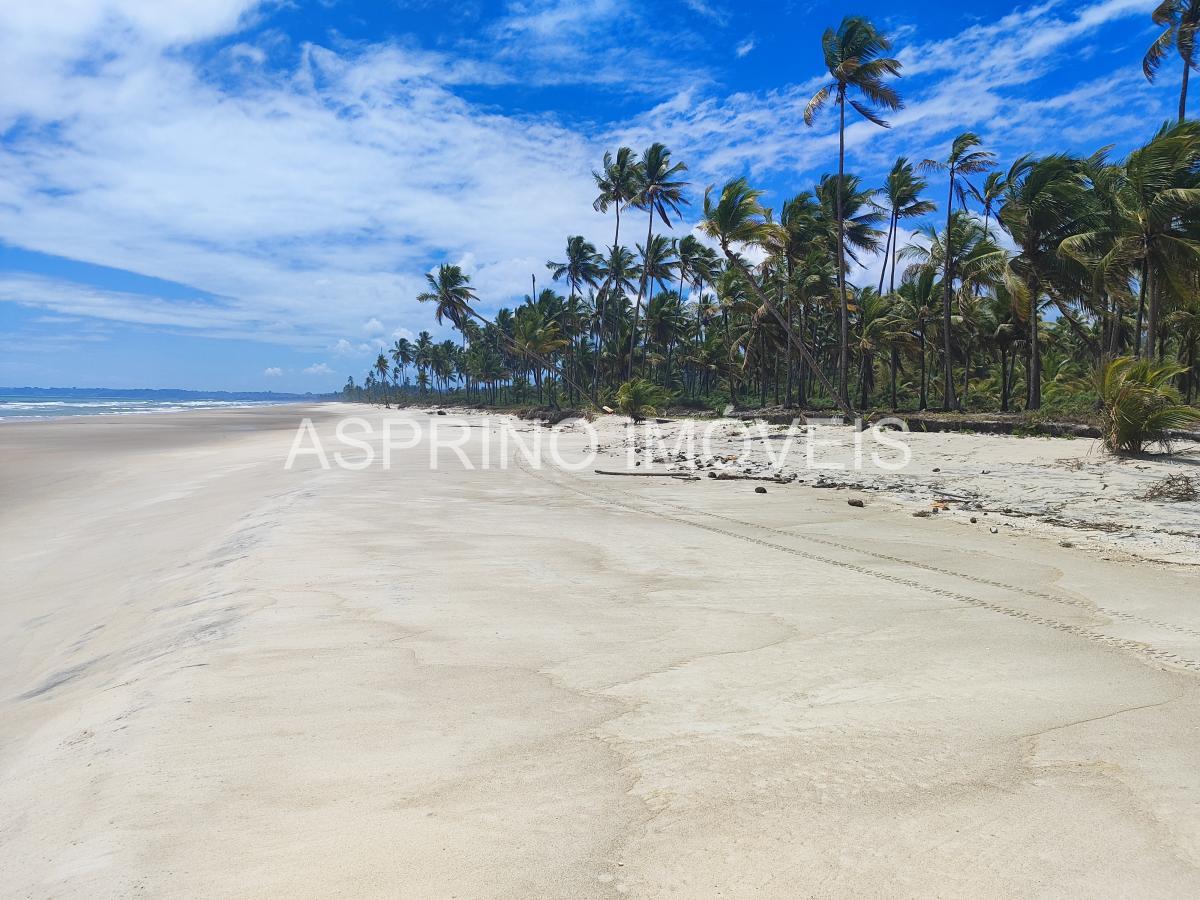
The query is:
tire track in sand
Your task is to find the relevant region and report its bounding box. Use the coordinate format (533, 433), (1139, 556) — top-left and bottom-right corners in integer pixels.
(518, 460), (1200, 675)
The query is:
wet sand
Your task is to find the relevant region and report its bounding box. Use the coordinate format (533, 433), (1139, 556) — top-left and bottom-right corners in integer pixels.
(2, 404), (1198, 897)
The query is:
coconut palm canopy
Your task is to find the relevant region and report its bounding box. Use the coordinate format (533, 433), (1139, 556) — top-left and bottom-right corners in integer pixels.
(354, 9), (1200, 421)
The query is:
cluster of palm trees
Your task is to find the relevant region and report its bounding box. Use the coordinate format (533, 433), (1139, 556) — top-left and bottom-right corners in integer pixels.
(347, 12), (1200, 418)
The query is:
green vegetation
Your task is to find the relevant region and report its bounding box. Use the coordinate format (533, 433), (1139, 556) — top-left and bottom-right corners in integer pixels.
(614, 378), (673, 423)
(1096, 356), (1200, 453)
(344, 12), (1200, 446)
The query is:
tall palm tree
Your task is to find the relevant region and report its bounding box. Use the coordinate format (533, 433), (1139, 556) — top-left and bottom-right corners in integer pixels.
(374, 352), (391, 404)
(390, 337), (414, 386)
(547, 236), (603, 301)
(628, 143), (689, 378)
(593, 243), (640, 396)
(547, 235), (603, 399)
(805, 16), (903, 408)
(1144, 0), (1200, 121)
(969, 170), (1009, 233)
(593, 147), (641, 252)
(921, 133), (996, 409)
(634, 233), (678, 372)
(675, 235), (703, 307)
(999, 154), (1090, 409)
(700, 177), (852, 417)
(876, 157), (935, 295)
(416, 264), (479, 345)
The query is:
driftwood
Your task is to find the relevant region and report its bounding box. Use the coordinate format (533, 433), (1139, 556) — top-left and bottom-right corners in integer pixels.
(594, 469), (698, 479)
(707, 471), (793, 483)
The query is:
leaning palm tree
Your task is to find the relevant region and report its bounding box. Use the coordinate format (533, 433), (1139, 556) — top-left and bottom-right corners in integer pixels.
(1144, 0), (1200, 121)
(921, 133), (996, 409)
(700, 177), (852, 418)
(628, 143), (689, 378)
(805, 16), (903, 408)
(416, 264), (479, 344)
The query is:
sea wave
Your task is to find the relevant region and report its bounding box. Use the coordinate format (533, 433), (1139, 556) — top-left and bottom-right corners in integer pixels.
(0, 398), (290, 420)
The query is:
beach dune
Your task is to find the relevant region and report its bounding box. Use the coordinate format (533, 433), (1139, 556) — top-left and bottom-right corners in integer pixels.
(1, 405), (1199, 897)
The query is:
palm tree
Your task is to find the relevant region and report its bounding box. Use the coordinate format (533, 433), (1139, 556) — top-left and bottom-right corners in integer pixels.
(876, 157), (935, 296)
(633, 233), (678, 372)
(969, 170), (1009, 233)
(921, 133), (996, 409)
(593, 147), (641, 251)
(628, 143), (689, 378)
(416, 264), (479, 345)
(414, 331), (435, 395)
(374, 352), (391, 405)
(999, 154), (1090, 409)
(547, 235), (603, 400)
(1059, 123), (1200, 360)
(547, 236), (602, 301)
(513, 303), (568, 403)
(390, 337), (414, 387)
(593, 243), (640, 396)
(805, 16), (903, 408)
(700, 177), (851, 417)
(1144, 0), (1200, 121)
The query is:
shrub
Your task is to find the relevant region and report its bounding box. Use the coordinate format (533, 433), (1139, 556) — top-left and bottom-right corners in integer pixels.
(614, 379), (673, 423)
(1095, 356), (1200, 454)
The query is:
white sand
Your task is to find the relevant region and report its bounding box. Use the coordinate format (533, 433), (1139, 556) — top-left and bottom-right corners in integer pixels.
(2, 404), (1199, 897)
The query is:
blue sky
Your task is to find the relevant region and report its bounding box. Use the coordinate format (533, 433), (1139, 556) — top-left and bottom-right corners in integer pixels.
(0, 0), (1176, 391)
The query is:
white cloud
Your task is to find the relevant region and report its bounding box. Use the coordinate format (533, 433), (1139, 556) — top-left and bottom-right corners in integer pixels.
(735, 38), (755, 58)
(332, 338), (376, 357)
(0, 5), (611, 350)
(0, 0), (1171, 364)
(263, 366), (283, 376)
(303, 362), (333, 375)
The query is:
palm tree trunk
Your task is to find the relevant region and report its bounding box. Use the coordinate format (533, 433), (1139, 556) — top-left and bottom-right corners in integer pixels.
(878, 208), (896, 295)
(1181, 52), (1191, 122)
(628, 209), (655, 380)
(722, 249), (853, 418)
(941, 171), (957, 411)
(1027, 280), (1042, 410)
(919, 329), (928, 410)
(836, 88), (851, 410)
(1135, 257), (1148, 356)
(593, 206), (622, 400)
(889, 347), (898, 411)
(785, 265), (795, 407)
(1000, 347), (1009, 412)
(961, 341), (970, 408)
(798, 298), (810, 408)
(1146, 263), (1161, 360)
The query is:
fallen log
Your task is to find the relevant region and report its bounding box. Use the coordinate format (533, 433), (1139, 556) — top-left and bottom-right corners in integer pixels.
(707, 471), (794, 483)
(594, 469), (697, 479)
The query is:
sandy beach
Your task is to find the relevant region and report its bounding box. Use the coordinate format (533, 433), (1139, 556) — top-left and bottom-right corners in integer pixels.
(2, 404), (1200, 897)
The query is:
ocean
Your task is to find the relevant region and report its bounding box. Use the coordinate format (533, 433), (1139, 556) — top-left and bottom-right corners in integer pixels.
(0, 392), (307, 421)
